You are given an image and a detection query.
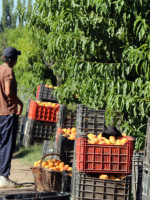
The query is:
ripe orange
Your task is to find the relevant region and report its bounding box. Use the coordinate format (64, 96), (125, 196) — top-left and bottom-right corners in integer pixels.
(71, 127), (76, 133)
(34, 161), (39, 167)
(87, 133), (97, 140)
(99, 174), (109, 179)
(121, 138), (128, 145)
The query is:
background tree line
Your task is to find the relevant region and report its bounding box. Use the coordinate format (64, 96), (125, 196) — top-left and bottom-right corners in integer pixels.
(0, 0), (32, 31)
(0, 0), (57, 113)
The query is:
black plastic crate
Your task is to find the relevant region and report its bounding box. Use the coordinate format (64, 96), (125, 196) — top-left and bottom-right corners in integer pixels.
(41, 140), (55, 157)
(142, 163), (150, 200)
(132, 150), (144, 200)
(56, 134), (75, 166)
(76, 104), (106, 135)
(57, 104), (76, 128)
(1, 192), (70, 200)
(71, 170), (132, 200)
(36, 84), (58, 102)
(23, 118), (56, 147)
(61, 171), (72, 193)
(76, 104), (123, 136)
(17, 115), (26, 133)
(17, 115), (27, 145)
(144, 117), (150, 166)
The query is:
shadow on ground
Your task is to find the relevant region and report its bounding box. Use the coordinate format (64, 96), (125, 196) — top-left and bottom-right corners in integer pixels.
(13, 143), (32, 159)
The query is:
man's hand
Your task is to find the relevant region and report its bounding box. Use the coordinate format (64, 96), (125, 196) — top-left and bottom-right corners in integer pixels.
(16, 103), (23, 115)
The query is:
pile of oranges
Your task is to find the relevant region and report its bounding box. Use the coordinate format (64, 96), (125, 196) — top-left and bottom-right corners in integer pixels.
(87, 133), (128, 145)
(36, 101), (58, 108)
(34, 159), (72, 172)
(45, 84), (58, 89)
(99, 174), (126, 180)
(60, 127), (77, 140)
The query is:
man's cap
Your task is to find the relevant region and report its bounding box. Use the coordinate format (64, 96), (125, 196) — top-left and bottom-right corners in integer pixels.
(3, 47), (21, 58)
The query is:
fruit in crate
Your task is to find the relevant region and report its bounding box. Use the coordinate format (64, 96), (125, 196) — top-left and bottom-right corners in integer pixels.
(98, 174), (126, 180)
(45, 84), (58, 89)
(87, 133), (129, 145)
(33, 159), (72, 172)
(36, 101), (58, 108)
(99, 174), (109, 180)
(60, 127), (77, 140)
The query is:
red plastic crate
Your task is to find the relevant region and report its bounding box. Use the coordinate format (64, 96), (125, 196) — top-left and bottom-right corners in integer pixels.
(36, 85), (41, 100)
(28, 100), (60, 123)
(76, 136), (134, 174)
(56, 128), (64, 142)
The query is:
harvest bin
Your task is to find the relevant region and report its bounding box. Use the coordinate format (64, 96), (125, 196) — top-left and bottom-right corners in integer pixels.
(1, 192), (70, 200)
(76, 104), (106, 135)
(132, 150), (144, 200)
(144, 117), (150, 165)
(71, 171), (131, 200)
(36, 84), (58, 102)
(57, 104), (76, 128)
(56, 104), (76, 141)
(56, 134), (74, 166)
(76, 136), (134, 174)
(23, 118), (56, 147)
(142, 163), (150, 200)
(42, 140), (55, 156)
(28, 100), (59, 123)
(17, 115), (26, 145)
(17, 115), (26, 134)
(42, 105), (76, 158)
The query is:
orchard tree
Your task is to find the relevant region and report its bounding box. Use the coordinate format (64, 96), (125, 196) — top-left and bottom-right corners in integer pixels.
(29, 0), (150, 149)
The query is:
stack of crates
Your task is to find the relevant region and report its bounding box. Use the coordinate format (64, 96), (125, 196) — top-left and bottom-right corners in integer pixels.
(23, 84), (59, 146)
(142, 117), (150, 200)
(132, 150), (144, 200)
(42, 104), (77, 166)
(55, 104), (77, 166)
(41, 104), (76, 193)
(71, 104), (134, 200)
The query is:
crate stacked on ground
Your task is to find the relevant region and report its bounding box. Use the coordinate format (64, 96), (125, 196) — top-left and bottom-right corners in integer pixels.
(17, 115), (27, 145)
(55, 105), (77, 166)
(71, 166), (132, 200)
(132, 150), (144, 200)
(71, 104), (134, 200)
(42, 104), (77, 166)
(142, 117), (150, 200)
(36, 84), (58, 103)
(23, 86), (60, 146)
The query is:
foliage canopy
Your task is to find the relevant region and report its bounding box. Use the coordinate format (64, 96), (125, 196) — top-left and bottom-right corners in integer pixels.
(29, 0), (150, 149)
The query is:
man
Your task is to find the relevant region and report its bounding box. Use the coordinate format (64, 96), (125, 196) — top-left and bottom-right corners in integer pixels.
(0, 47), (23, 188)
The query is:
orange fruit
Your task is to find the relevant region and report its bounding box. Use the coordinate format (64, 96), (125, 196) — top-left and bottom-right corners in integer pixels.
(67, 167), (72, 172)
(34, 161), (39, 167)
(87, 133), (97, 140)
(91, 138), (99, 144)
(48, 161), (54, 168)
(121, 138), (128, 145)
(99, 174), (109, 179)
(99, 141), (105, 145)
(71, 127), (76, 133)
(42, 161), (47, 167)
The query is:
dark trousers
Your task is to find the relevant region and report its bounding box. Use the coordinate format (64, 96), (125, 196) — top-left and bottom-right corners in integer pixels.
(0, 114), (18, 177)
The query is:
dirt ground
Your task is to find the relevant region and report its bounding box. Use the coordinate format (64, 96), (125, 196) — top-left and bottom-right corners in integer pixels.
(0, 155), (36, 198)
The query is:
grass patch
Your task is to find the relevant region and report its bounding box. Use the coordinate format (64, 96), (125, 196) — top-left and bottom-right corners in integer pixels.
(13, 143), (43, 166)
